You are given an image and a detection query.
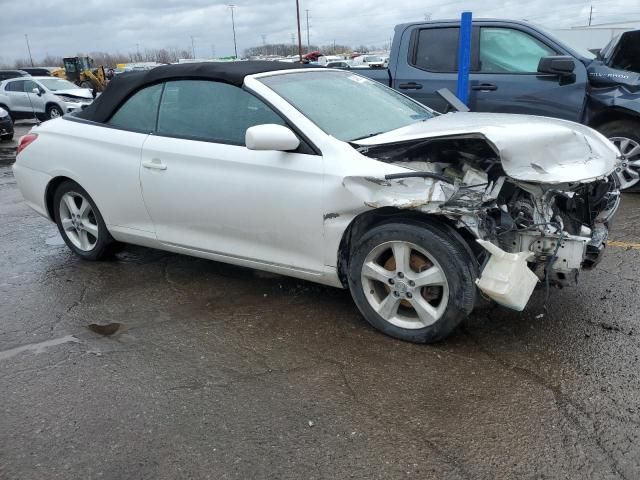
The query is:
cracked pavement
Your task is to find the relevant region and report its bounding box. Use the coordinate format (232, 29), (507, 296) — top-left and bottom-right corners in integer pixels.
(1, 124), (640, 479)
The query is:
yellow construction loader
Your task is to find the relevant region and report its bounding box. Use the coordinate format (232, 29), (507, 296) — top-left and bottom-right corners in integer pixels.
(52, 57), (107, 93)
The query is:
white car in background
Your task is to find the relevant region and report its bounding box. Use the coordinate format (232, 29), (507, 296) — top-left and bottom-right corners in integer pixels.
(12, 62), (620, 343)
(351, 55), (386, 68)
(0, 76), (93, 121)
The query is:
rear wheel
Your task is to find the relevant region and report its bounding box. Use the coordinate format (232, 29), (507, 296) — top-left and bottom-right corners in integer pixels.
(347, 221), (477, 343)
(47, 104), (64, 120)
(598, 120), (640, 191)
(53, 181), (114, 260)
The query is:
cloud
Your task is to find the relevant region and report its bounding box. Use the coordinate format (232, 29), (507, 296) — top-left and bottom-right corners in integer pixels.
(0, 0), (637, 64)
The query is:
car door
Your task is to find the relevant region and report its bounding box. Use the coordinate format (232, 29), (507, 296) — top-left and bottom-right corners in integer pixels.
(393, 26), (474, 112)
(22, 79), (46, 114)
(4, 80), (29, 114)
(139, 79), (326, 274)
(469, 26), (588, 121)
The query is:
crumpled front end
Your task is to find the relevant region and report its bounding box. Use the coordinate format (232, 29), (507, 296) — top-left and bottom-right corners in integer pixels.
(347, 122), (620, 310)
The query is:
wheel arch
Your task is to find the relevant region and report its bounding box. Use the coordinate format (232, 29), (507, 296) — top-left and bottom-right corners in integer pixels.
(588, 107), (640, 130)
(336, 208), (479, 288)
(45, 101), (64, 114)
(45, 176), (79, 220)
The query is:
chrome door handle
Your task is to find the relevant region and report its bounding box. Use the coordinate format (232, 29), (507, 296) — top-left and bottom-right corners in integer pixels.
(142, 159), (167, 170)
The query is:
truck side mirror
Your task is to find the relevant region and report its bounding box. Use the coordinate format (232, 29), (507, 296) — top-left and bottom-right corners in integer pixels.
(537, 56), (575, 76)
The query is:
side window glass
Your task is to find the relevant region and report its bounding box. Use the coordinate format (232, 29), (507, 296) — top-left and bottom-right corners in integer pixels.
(413, 28), (459, 72)
(479, 28), (556, 73)
(23, 80), (37, 93)
(7, 80), (25, 92)
(156, 80), (285, 145)
(108, 84), (163, 132)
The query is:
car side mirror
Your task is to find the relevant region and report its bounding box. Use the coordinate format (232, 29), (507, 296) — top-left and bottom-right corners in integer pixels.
(32, 87), (43, 96)
(537, 56), (575, 76)
(245, 124), (300, 151)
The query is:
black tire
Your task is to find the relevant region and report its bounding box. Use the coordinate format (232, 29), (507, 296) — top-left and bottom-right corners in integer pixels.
(0, 105), (14, 122)
(598, 119), (640, 192)
(347, 221), (477, 343)
(53, 180), (114, 260)
(46, 104), (64, 120)
(0, 134), (13, 142)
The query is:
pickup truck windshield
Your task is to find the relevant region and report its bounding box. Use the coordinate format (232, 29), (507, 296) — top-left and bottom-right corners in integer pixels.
(260, 71), (434, 142)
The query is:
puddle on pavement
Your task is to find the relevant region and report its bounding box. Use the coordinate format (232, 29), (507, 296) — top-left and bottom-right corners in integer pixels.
(0, 147), (15, 165)
(87, 323), (122, 336)
(115, 247), (168, 264)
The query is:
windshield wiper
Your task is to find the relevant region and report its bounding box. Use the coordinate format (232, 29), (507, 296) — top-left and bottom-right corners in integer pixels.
(351, 131), (387, 141)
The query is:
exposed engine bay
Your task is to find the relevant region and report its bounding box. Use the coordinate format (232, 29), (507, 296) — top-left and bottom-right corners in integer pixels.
(350, 134), (620, 309)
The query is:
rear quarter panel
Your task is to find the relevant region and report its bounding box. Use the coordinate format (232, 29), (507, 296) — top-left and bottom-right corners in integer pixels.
(14, 118), (155, 235)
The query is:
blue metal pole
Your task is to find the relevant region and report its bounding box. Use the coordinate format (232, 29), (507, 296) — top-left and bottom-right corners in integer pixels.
(456, 11), (472, 105)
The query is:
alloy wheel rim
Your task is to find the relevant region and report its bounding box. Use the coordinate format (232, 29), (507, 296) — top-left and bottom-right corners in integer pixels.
(59, 192), (98, 251)
(50, 108), (61, 118)
(610, 136), (640, 189)
(361, 241), (449, 329)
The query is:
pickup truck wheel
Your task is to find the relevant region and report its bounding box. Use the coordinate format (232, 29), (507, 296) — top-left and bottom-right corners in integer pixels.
(47, 104), (64, 120)
(347, 222), (476, 343)
(53, 181), (114, 261)
(598, 120), (640, 191)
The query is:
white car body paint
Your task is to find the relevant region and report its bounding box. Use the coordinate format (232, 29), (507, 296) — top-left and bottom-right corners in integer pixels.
(12, 68), (621, 295)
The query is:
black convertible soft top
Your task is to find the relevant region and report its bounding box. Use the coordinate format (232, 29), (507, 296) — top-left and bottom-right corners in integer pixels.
(75, 61), (311, 123)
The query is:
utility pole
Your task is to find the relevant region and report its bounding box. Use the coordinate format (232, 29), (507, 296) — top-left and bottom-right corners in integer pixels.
(305, 9), (310, 51)
(295, 0), (303, 62)
(25, 34), (34, 67)
(588, 5), (593, 26)
(228, 5), (238, 58)
(190, 36), (196, 59)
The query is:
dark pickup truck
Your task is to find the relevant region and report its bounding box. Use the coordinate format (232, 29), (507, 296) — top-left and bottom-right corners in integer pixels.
(357, 19), (640, 189)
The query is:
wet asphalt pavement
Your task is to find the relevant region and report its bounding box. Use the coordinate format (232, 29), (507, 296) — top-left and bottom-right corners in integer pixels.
(1, 123), (640, 479)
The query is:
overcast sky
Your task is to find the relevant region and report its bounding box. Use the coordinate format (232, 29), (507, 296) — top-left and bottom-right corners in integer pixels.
(0, 0), (638, 63)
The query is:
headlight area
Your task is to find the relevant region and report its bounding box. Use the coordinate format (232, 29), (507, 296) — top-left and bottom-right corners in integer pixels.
(350, 137), (620, 311)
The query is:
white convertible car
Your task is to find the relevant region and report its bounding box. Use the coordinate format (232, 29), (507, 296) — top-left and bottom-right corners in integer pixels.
(13, 62), (620, 343)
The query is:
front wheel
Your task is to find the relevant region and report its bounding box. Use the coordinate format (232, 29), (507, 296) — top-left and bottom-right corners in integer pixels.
(599, 120), (640, 191)
(348, 221), (477, 343)
(53, 181), (114, 260)
(47, 104), (64, 120)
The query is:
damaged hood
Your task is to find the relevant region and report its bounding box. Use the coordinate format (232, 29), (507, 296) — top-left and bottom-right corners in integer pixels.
(353, 112), (619, 184)
(53, 89), (93, 100)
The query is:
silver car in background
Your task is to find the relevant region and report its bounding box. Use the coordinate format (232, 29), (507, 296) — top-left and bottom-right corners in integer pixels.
(0, 76), (93, 121)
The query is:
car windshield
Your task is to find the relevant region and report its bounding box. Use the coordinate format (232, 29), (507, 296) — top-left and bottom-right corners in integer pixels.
(260, 71), (434, 142)
(38, 78), (79, 91)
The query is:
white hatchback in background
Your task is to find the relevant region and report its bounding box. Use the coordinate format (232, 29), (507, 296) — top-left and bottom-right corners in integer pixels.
(0, 76), (93, 121)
